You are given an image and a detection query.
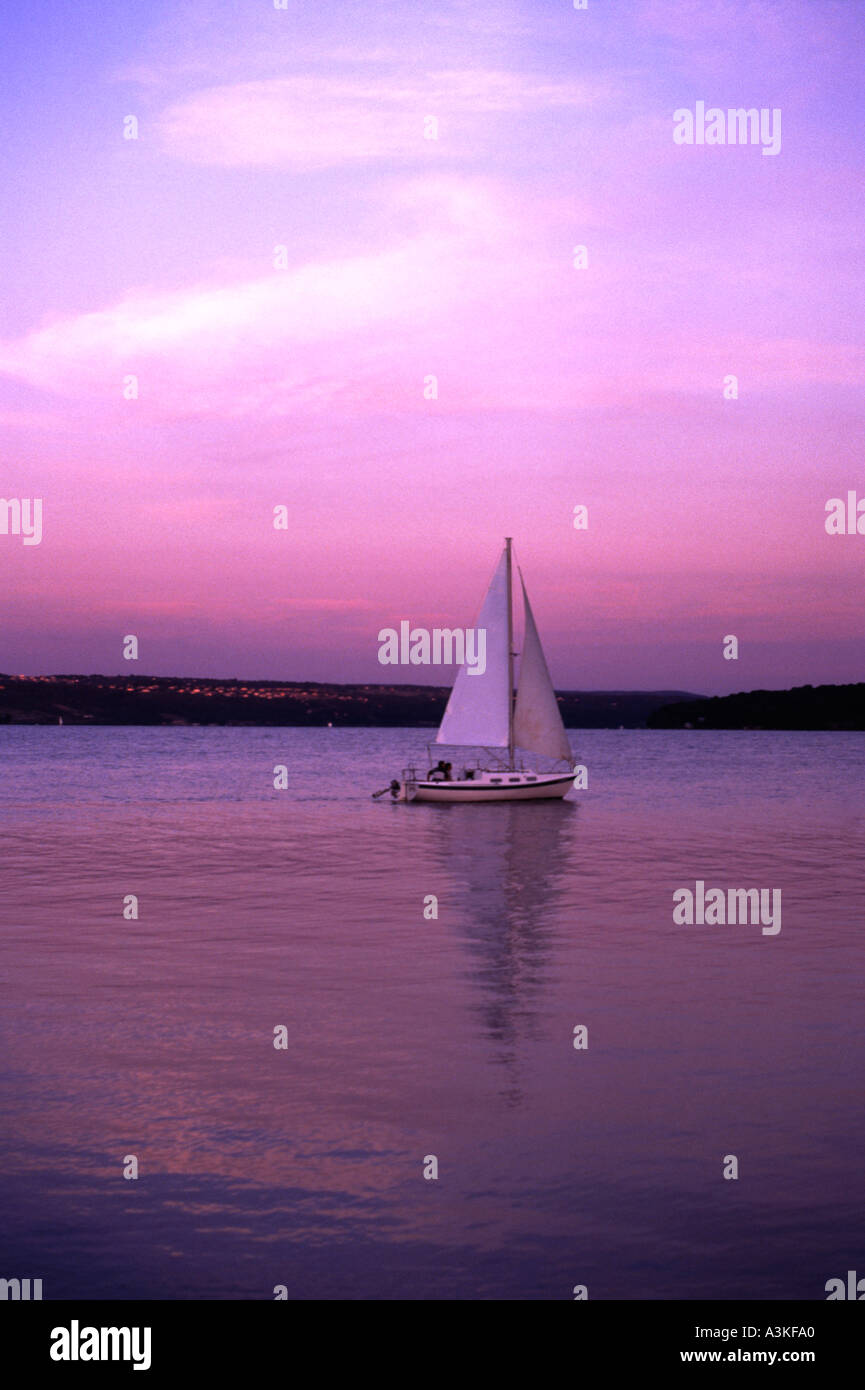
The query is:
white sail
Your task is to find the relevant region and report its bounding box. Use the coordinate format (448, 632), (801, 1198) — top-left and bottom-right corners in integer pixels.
(435, 547), (511, 747)
(512, 574), (572, 762)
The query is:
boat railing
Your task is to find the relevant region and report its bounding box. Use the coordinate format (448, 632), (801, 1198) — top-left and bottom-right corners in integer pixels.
(426, 743), (514, 771)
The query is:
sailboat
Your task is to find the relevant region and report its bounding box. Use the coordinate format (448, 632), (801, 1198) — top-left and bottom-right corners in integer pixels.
(376, 539), (575, 802)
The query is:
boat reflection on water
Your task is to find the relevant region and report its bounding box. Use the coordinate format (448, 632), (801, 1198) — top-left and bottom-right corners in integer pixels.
(426, 797), (579, 1101)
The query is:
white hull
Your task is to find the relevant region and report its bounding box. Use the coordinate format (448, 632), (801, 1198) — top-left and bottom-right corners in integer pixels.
(403, 771), (573, 803)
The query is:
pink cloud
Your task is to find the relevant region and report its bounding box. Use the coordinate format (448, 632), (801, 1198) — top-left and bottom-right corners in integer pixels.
(0, 224), (457, 413)
(156, 70), (616, 170)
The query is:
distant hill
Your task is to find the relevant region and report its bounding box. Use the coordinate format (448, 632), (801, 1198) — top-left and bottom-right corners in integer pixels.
(648, 683), (865, 731)
(0, 675), (703, 729)
(5, 675), (856, 730)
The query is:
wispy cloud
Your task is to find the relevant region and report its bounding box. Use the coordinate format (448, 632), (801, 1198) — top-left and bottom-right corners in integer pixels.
(1, 195), (859, 422)
(0, 212), (462, 413)
(156, 69), (614, 169)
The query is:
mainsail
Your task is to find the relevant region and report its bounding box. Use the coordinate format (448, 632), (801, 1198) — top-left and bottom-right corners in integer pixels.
(435, 547), (511, 747)
(512, 574), (572, 762)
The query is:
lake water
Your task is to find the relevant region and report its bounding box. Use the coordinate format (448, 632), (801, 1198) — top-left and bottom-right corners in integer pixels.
(1, 727), (863, 1300)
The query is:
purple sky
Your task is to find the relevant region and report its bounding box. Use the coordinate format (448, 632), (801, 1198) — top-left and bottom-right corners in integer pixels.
(1, 0), (863, 693)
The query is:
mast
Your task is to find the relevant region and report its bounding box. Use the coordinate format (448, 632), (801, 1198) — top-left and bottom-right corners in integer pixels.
(505, 537), (515, 769)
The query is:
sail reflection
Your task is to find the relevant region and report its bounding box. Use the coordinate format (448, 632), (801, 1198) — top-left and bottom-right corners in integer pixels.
(426, 799), (579, 1099)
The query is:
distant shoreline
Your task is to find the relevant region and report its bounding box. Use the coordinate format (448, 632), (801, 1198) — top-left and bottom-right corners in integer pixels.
(0, 675), (861, 730)
(0, 675), (697, 729)
(647, 683), (864, 732)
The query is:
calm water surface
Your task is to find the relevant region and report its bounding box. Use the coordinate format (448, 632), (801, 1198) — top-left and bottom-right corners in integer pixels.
(1, 727), (863, 1299)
